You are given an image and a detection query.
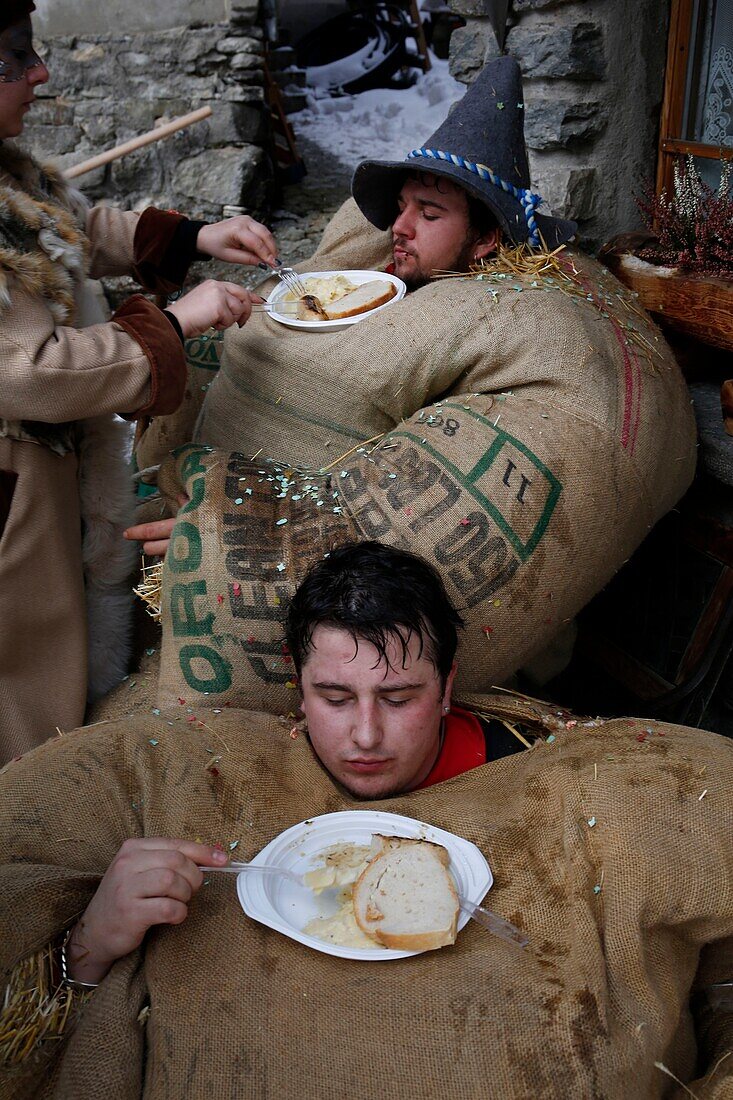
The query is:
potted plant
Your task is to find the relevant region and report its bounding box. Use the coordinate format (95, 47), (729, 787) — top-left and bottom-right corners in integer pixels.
(600, 156), (733, 353)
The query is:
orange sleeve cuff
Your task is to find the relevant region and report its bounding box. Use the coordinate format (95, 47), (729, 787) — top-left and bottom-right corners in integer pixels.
(113, 294), (187, 417)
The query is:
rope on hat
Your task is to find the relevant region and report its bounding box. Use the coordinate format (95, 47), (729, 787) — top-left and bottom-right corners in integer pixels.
(407, 147), (544, 247)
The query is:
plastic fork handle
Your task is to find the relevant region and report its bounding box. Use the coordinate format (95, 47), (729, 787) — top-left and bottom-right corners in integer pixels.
(200, 862), (304, 885)
(229, 862), (285, 875)
(199, 865), (247, 874)
(457, 894), (529, 948)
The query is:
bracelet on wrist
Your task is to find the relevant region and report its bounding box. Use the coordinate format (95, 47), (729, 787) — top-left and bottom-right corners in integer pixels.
(58, 928), (99, 991)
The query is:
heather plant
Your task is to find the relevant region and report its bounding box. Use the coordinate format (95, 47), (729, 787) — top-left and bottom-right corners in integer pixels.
(635, 155), (733, 278)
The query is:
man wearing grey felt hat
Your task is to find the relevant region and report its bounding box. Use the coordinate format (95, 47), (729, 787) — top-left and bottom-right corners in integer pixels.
(351, 55), (577, 287)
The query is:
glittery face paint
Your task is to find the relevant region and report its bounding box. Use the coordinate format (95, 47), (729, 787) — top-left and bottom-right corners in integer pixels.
(0, 20), (43, 84)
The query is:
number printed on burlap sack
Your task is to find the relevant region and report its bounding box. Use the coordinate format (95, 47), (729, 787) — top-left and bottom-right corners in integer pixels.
(157, 392), (583, 712)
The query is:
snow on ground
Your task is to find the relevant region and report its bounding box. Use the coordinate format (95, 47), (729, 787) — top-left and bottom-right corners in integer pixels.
(289, 55), (466, 175)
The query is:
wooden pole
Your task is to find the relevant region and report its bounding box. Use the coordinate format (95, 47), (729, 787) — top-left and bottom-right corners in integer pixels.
(407, 0), (431, 72)
(63, 106), (213, 180)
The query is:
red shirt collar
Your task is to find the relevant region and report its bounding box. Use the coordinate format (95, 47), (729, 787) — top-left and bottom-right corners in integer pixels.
(415, 706), (487, 790)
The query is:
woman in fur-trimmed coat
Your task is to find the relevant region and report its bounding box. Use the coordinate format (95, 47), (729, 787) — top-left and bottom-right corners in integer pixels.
(0, 0), (280, 763)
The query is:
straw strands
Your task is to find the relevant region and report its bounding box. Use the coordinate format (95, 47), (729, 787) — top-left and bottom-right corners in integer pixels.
(133, 557), (163, 622)
(433, 240), (665, 366)
(0, 946), (82, 1066)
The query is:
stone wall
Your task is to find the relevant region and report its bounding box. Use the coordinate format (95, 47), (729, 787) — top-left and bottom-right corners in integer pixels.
(34, 0), (228, 36)
(448, 0), (670, 250)
(25, 0), (272, 221)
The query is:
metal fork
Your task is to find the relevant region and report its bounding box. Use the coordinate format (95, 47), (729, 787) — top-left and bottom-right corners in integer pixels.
(275, 265), (309, 298)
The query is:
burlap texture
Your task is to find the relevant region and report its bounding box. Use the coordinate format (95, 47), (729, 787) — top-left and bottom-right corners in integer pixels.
(196, 199), (696, 481)
(135, 332), (224, 477)
(1, 698), (732, 1099)
(157, 198), (697, 712)
(85, 645), (160, 726)
(156, 365), (693, 715)
(156, 444), (352, 712)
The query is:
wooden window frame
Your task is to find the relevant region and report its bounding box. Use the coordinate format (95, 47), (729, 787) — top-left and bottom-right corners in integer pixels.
(656, 0), (733, 195)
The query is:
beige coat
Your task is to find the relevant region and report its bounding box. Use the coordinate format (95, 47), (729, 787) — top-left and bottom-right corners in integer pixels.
(1, 698), (732, 1098)
(0, 143), (186, 762)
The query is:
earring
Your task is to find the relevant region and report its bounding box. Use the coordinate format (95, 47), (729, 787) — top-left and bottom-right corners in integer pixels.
(443, 705), (450, 714)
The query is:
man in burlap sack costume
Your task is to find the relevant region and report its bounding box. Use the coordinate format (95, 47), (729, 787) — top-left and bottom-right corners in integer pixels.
(0, 0), (284, 764)
(129, 57), (696, 720)
(1, 543), (732, 1099)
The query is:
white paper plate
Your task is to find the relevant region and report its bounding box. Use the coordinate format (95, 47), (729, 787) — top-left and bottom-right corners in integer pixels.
(236, 810), (493, 961)
(265, 269), (406, 331)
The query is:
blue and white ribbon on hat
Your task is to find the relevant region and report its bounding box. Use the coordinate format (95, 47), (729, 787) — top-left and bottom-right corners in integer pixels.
(407, 147), (544, 248)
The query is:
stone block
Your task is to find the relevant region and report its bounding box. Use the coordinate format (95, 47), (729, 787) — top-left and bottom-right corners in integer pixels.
(508, 21), (605, 80)
(174, 145), (263, 209)
(565, 167), (597, 220)
(129, 73), (220, 99)
(42, 42), (115, 94)
(216, 35), (260, 54)
(71, 43), (107, 65)
(448, 20), (502, 84)
(109, 144), (166, 197)
(118, 51), (154, 75)
(26, 124), (82, 158)
(229, 0), (260, 27)
(120, 103), (159, 134)
(207, 101), (267, 145)
(513, 0), (579, 8)
(524, 100), (607, 150)
(53, 153), (106, 192)
(77, 113), (117, 147)
(221, 85), (265, 104)
(447, 0), (503, 15)
(227, 68), (264, 87)
(194, 53), (234, 78)
(175, 33), (221, 65)
(26, 97), (75, 126)
(527, 162), (565, 217)
(230, 51), (263, 70)
(530, 163), (597, 220)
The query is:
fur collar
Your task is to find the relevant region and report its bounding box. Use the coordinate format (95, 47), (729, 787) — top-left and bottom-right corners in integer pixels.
(0, 141), (89, 324)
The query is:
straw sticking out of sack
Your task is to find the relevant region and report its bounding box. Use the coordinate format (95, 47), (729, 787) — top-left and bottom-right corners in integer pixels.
(133, 557), (163, 621)
(0, 946), (81, 1066)
(433, 241), (665, 366)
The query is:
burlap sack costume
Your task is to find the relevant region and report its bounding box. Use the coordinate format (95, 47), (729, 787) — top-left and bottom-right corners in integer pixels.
(148, 195), (696, 713)
(135, 331), (223, 483)
(1, 696), (732, 1099)
(135, 56), (696, 715)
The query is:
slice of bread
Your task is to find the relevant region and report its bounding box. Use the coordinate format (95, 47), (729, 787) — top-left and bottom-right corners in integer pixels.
(324, 280), (397, 320)
(352, 835), (459, 951)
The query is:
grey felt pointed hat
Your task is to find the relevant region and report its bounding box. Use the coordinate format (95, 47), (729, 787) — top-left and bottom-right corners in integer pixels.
(352, 56), (577, 249)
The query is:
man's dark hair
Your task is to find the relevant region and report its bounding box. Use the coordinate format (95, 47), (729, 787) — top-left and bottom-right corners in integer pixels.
(466, 193), (500, 239)
(285, 542), (464, 686)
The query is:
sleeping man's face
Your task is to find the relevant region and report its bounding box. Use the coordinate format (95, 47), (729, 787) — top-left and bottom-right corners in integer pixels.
(299, 624), (455, 800)
(391, 174), (499, 289)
